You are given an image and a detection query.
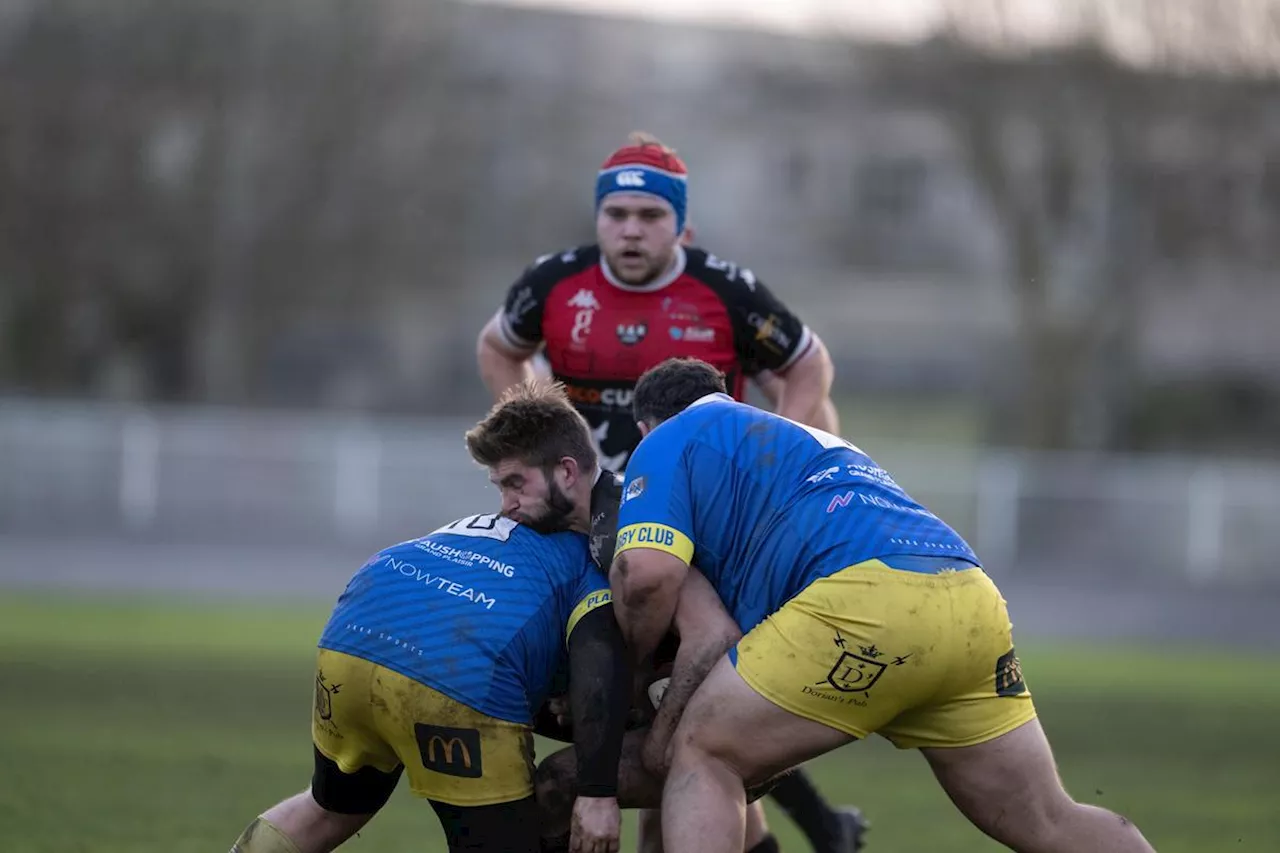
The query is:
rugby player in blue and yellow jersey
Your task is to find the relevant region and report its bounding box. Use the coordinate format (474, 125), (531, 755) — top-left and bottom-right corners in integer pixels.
(228, 390), (631, 853)
(463, 380), (778, 853)
(610, 358), (1158, 853)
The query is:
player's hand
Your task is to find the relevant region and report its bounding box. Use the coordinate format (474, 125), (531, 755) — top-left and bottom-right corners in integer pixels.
(548, 694), (572, 727)
(641, 727), (672, 779)
(570, 796), (621, 853)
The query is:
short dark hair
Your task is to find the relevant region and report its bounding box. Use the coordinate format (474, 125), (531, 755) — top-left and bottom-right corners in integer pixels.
(633, 358), (727, 425)
(465, 380), (598, 471)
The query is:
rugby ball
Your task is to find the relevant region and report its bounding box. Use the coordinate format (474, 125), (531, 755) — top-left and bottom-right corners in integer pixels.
(647, 676), (671, 709)
(644, 661), (674, 710)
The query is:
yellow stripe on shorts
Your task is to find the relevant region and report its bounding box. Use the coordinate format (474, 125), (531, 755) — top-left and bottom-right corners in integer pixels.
(615, 523), (694, 565)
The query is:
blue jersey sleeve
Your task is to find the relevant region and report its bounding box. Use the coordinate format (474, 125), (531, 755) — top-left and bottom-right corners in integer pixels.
(614, 425), (695, 566)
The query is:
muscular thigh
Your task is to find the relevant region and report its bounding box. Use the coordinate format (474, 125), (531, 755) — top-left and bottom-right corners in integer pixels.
(313, 649), (535, 807)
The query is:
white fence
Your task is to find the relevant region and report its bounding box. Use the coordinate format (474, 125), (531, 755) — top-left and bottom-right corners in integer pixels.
(1, 399), (1277, 585)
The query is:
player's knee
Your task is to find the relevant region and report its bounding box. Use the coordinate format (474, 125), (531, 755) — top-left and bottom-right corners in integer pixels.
(670, 720), (757, 786)
(533, 752), (576, 821)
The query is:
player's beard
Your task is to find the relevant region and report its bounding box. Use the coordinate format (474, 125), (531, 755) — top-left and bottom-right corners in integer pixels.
(608, 245), (672, 287)
(517, 475), (577, 534)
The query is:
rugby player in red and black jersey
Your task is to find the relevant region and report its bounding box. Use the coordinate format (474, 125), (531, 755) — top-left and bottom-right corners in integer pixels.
(477, 133), (838, 473)
(476, 133), (865, 853)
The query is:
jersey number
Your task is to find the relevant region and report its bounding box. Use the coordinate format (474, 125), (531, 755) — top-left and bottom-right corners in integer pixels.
(433, 513), (517, 542)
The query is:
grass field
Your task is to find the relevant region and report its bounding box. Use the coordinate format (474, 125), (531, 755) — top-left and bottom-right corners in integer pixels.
(2, 591), (1277, 853)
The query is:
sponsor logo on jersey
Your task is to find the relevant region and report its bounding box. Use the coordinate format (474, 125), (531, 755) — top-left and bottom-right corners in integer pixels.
(806, 466), (840, 484)
(564, 384), (634, 409)
(747, 312), (792, 353)
(616, 322), (647, 346)
(661, 296), (702, 322)
(622, 476), (646, 504)
(669, 326), (715, 342)
(504, 285), (537, 331)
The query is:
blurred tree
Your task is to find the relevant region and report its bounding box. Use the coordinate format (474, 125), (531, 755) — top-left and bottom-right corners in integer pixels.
(894, 0), (1280, 450)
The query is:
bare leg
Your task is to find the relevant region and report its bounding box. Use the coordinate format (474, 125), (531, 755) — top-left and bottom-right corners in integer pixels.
(232, 789), (373, 853)
(662, 658), (853, 853)
(637, 808), (665, 853)
(643, 801), (768, 853)
(744, 801), (771, 850)
(922, 718), (1156, 853)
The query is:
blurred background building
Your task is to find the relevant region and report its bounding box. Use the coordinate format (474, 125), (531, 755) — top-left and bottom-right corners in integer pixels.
(1, 0), (1278, 642)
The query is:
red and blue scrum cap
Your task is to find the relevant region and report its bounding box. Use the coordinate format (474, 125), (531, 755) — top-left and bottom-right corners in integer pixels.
(595, 143), (689, 234)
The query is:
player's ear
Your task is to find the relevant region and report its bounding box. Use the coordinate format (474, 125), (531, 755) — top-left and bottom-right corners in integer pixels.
(555, 455), (580, 487)
(637, 420), (652, 439)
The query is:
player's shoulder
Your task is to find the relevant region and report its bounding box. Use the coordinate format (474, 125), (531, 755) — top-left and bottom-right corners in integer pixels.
(646, 394), (745, 453)
(588, 470), (625, 568)
(591, 469), (625, 508)
(525, 526), (592, 565)
(514, 244), (600, 290)
(681, 245), (763, 294)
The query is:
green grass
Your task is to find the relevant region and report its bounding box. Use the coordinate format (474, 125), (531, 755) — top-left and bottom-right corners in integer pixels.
(1, 592), (1277, 852)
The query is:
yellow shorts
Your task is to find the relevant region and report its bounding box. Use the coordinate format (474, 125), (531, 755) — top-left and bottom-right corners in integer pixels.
(312, 649), (535, 806)
(734, 558), (1036, 749)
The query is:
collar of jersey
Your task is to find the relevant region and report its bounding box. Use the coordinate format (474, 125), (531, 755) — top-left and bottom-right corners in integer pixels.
(687, 392), (733, 410)
(599, 245), (686, 293)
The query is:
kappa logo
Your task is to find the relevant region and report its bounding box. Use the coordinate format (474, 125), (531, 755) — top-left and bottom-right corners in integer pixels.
(567, 289), (601, 310)
(615, 170), (647, 188)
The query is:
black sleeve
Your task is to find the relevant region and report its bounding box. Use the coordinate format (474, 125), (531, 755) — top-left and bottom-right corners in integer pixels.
(494, 246), (595, 352)
(567, 603), (631, 797)
(689, 249), (814, 374)
(588, 470), (625, 570)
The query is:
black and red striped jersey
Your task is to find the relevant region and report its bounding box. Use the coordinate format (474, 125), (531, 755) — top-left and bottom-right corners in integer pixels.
(494, 244), (814, 469)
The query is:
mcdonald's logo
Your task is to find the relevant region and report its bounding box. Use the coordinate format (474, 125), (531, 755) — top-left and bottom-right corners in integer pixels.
(414, 723), (483, 778)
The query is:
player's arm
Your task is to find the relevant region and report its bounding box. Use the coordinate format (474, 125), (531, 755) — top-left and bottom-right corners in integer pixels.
(750, 335), (840, 433)
(771, 333), (835, 427)
(609, 439), (696, 665)
(642, 569), (741, 778)
(477, 313), (535, 400)
(715, 262), (837, 425)
(476, 258), (557, 400)
(566, 603), (631, 798)
(565, 591), (629, 853)
(610, 549), (688, 666)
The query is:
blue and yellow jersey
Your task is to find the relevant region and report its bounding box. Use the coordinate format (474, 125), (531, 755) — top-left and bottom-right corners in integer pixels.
(615, 393), (979, 632)
(318, 513), (610, 725)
